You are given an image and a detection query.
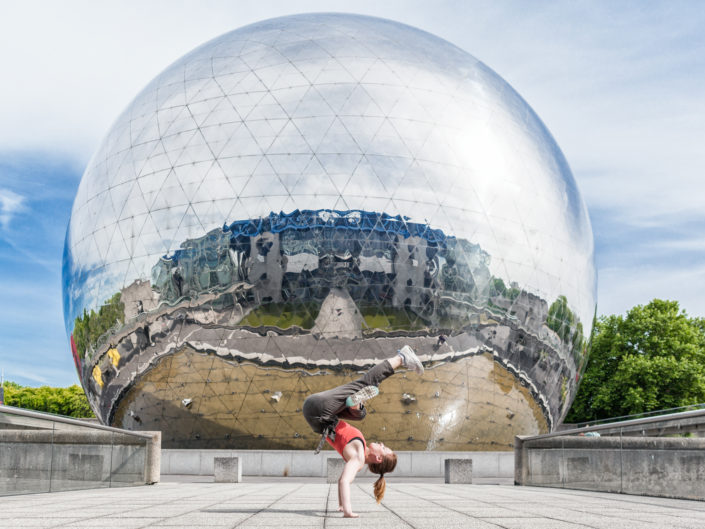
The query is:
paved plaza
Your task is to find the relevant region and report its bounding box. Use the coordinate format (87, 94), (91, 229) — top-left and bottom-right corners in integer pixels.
(2, 479), (705, 529)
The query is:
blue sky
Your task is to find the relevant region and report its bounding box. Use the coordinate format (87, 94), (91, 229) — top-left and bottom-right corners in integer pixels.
(1, 0), (704, 387)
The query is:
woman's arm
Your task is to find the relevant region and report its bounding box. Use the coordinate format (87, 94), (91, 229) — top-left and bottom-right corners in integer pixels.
(338, 457), (363, 518)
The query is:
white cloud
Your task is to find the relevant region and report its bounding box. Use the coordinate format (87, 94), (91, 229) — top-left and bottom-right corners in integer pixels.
(0, 0), (349, 161)
(652, 237), (705, 252)
(0, 360), (77, 387)
(1, 0), (704, 327)
(0, 189), (26, 229)
(598, 263), (705, 319)
(0, 365), (52, 386)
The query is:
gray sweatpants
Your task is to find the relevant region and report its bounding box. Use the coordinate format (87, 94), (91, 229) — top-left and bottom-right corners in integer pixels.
(302, 360), (395, 434)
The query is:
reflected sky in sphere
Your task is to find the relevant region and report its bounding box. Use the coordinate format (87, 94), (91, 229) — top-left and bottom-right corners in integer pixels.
(63, 13), (595, 334)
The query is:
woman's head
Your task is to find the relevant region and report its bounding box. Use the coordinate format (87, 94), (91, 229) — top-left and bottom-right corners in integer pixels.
(367, 449), (397, 503)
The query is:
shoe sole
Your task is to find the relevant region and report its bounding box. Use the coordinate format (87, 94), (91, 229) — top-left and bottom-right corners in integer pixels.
(346, 385), (379, 408)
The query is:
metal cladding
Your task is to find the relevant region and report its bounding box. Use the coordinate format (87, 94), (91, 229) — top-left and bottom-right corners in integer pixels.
(62, 13), (596, 450)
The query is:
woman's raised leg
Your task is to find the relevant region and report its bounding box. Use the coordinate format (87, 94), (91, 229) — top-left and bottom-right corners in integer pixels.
(302, 346), (423, 433)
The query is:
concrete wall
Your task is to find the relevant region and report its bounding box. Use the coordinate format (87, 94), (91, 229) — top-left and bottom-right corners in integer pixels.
(516, 435), (705, 501)
(161, 449), (513, 478)
(0, 429), (156, 495)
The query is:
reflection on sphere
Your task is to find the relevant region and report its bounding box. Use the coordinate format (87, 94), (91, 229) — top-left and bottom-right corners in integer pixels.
(63, 13), (596, 449)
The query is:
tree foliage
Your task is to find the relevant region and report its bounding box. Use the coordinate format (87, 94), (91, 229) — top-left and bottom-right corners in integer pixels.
(1, 381), (94, 418)
(547, 295), (574, 343)
(489, 277), (520, 300)
(567, 299), (705, 422)
(547, 295), (587, 362)
(72, 292), (125, 358)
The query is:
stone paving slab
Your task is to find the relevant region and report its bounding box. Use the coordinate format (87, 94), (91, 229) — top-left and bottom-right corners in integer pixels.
(1, 481), (704, 528)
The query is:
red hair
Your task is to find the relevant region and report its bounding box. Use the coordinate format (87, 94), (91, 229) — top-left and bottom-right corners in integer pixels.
(368, 452), (397, 503)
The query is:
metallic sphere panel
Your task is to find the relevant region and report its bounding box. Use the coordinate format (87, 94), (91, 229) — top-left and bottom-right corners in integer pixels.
(63, 13), (596, 450)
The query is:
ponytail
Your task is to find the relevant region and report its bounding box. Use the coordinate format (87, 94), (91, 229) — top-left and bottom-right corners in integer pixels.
(373, 474), (386, 503)
(368, 452), (397, 503)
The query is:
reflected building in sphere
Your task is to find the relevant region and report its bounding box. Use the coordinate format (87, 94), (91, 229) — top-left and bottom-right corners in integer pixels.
(62, 13), (596, 450)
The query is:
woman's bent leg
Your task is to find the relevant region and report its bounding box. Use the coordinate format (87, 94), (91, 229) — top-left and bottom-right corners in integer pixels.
(302, 359), (398, 433)
(303, 392), (338, 434)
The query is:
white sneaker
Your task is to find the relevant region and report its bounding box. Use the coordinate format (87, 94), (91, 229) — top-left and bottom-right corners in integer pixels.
(398, 345), (424, 375)
(345, 385), (379, 408)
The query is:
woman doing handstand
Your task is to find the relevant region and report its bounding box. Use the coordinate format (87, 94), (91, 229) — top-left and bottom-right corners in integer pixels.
(302, 345), (424, 518)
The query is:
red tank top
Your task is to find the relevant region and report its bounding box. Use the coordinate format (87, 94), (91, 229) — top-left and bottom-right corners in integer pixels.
(327, 420), (366, 456)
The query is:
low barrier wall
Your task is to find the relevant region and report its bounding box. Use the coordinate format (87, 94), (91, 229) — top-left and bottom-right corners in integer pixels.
(515, 435), (705, 501)
(0, 427), (160, 495)
(161, 449), (513, 478)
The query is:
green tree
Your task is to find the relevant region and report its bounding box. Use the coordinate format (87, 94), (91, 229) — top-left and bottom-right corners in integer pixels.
(488, 277), (520, 303)
(489, 278), (507, 297)
(73, 292), (124, 358)
(547, 295), (575, 343)
(567, 299), (705, 422)
(2, 381), (94, 418)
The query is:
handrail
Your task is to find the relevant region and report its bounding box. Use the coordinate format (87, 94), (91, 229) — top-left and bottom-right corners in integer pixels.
(0, 404), (153, 440)
(570, 402), (705, 428)
(521, 407), (705, 441)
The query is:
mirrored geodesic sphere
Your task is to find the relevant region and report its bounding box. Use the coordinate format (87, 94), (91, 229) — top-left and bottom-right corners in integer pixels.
(62, 13), (596, 450)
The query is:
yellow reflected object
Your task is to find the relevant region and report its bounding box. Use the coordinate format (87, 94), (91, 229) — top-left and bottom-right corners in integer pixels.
(107, 348), (120, 367)
(92, 366), (104, 388)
